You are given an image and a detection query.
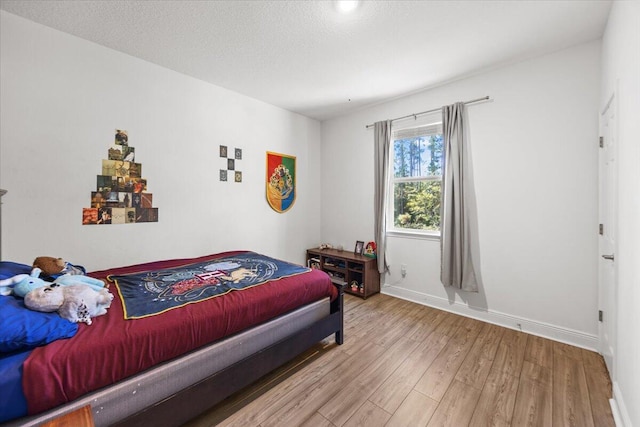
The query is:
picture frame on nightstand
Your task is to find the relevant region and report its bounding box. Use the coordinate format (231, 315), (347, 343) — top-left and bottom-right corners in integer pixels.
(354, 240), (364, 255)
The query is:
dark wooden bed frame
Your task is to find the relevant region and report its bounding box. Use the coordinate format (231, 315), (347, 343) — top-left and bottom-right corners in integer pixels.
(114, 283), (345, 427)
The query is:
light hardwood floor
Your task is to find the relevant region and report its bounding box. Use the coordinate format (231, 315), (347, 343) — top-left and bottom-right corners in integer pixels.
(184, 293), (614, 427)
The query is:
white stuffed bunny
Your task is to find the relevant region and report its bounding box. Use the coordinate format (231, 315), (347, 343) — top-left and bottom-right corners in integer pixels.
(24, 283), (113, 325)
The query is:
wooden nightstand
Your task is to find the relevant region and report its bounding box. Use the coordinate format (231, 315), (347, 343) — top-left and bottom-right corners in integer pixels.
(41, 405), (94, 427)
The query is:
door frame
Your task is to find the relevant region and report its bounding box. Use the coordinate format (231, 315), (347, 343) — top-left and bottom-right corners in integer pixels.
(598, 90), (618, 377)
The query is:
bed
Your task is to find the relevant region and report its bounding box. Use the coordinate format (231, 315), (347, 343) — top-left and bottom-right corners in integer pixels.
(0, 251), (344, 426)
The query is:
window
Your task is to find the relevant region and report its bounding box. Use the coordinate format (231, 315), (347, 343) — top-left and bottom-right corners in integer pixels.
(388, 123), (443, 236)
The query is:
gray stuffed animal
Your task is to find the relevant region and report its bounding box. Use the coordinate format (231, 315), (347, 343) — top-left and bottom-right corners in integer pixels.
(24, 283), (113, 325)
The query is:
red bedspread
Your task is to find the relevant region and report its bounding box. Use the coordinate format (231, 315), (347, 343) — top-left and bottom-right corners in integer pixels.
(23, 251), (335, 415)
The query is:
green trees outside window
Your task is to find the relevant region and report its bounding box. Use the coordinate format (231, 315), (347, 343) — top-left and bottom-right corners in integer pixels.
(392, 133), (443, 232)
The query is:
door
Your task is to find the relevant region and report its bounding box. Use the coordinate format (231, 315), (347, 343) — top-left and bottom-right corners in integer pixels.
(598, 92), (617, 375)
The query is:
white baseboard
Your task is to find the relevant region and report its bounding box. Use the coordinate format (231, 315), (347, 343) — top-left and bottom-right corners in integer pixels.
(381, 284), (599, 351)
(611, 381), (632, 427)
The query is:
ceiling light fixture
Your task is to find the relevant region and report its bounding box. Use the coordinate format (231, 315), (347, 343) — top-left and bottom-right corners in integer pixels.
(335, 0), (360, 14)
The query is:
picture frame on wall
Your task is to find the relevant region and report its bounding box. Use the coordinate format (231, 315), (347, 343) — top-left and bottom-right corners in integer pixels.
(354, 241), (364, 255)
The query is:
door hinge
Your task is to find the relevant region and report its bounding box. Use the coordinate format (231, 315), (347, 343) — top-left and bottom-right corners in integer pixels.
(599, 136), (604, 148)
(599, 310), (603, 322)
(599, 224), (604, 235)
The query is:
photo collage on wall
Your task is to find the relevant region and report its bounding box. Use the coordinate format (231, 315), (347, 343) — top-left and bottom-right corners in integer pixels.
(219, 145), (243, 183)
(82, 129), (159, 225)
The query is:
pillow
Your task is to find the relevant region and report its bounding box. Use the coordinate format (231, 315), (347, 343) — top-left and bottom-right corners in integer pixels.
(0, 296), (78, 353)
(0, 261), (32, 280)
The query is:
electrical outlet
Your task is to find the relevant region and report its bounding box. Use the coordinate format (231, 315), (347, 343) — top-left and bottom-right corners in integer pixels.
(401, 264), (407, 277)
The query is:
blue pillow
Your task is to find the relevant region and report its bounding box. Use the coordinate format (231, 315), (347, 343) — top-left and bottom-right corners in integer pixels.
(0, 296), (78, 353)
(0, 261), (32, 280)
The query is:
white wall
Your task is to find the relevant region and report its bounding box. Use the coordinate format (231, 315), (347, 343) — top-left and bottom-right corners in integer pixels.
(601, 2), (640, 426)
(322, 41), (601, 349)
(0, 11), (322, 270)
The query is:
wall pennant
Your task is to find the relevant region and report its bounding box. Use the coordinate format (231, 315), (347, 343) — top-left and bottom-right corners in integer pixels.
(266, 151), (296, 213)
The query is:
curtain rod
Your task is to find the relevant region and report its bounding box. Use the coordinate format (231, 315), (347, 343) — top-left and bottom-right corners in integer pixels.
(365, 96), (491, 129)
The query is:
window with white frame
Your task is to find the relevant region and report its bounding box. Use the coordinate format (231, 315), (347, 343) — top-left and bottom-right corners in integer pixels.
(387, 123), (443, 235)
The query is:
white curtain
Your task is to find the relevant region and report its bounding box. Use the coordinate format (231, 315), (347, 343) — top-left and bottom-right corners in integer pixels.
(440, 103), (480, 292)
(374, 120), (391, 274)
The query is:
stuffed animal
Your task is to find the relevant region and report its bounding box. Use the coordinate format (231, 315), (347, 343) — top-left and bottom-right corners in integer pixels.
(33, 256), (86, 279)
(0, 268), (106, 298)
(0, 281), (13, 296)
(24, 283), (113, 325)
(0, 268), (48, 297)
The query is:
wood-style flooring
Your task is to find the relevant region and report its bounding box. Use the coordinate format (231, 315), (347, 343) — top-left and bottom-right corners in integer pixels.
(184, 293), (614, 427)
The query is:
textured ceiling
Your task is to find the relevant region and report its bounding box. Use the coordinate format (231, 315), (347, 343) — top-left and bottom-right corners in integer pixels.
(0, 0), (612, 121)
